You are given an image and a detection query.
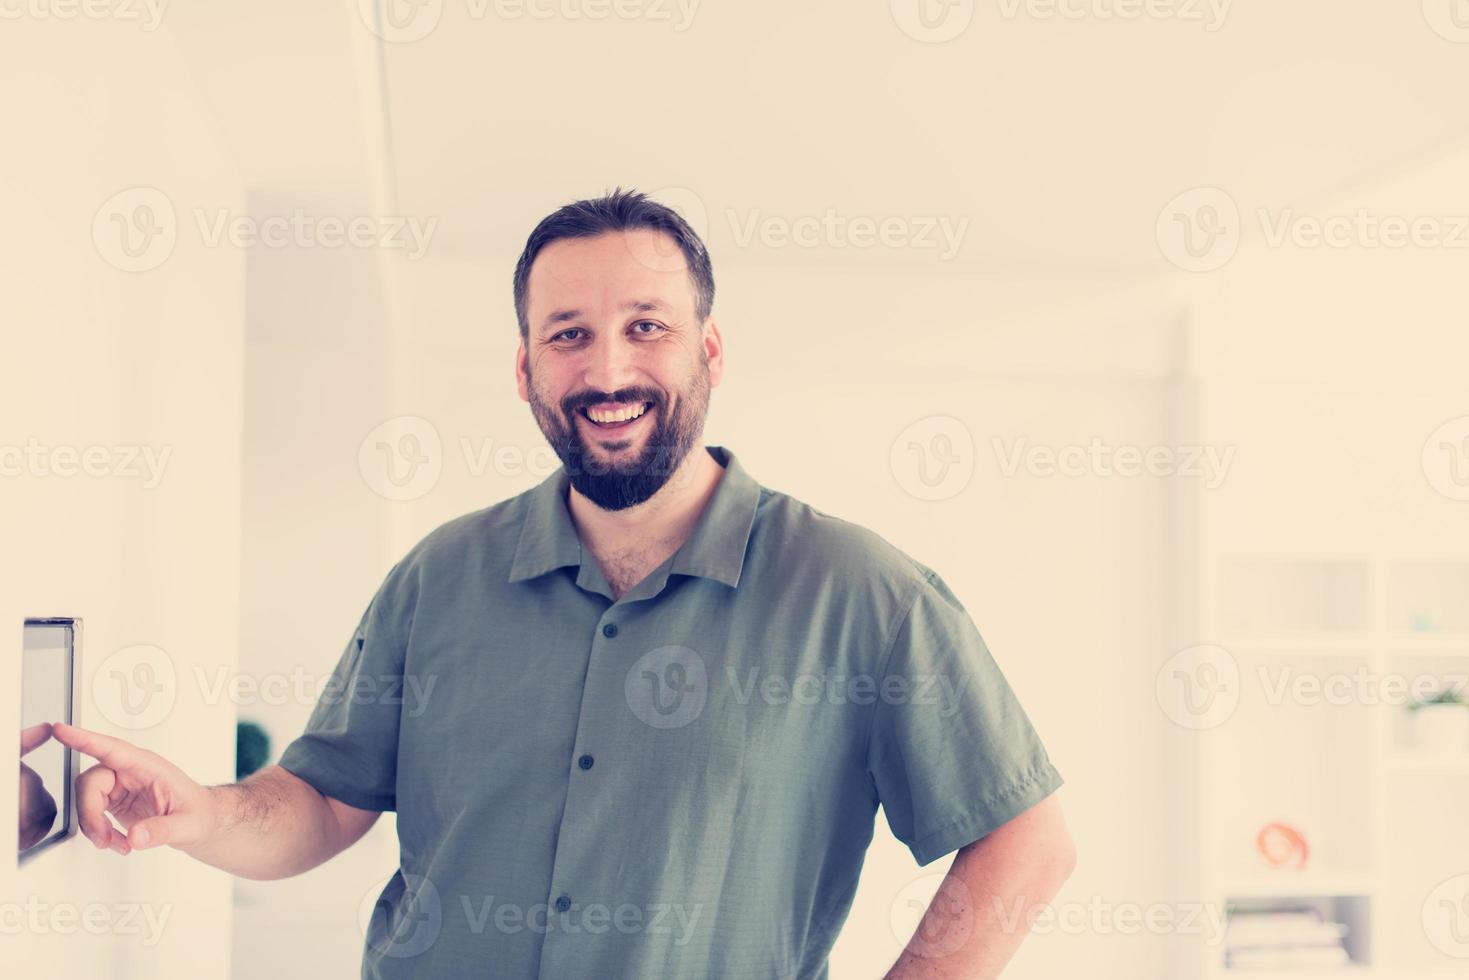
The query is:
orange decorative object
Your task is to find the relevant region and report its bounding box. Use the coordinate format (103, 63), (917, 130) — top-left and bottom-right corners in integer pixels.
(1256, 822), (1310, 870)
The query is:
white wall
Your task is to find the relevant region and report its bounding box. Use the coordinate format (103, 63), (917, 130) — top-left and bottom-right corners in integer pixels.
(229, 187), (405, 980)
(0, 19), (244, 980)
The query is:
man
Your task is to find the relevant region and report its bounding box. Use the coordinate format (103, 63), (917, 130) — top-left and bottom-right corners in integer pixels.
(53, 188), (1076, 978)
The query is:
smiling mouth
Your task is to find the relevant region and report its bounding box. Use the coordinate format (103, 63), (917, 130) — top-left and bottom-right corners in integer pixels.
(578, 400), (655, 431)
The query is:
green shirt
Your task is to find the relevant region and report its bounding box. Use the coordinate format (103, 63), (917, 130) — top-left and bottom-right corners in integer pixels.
(278, 444), (1063, 979)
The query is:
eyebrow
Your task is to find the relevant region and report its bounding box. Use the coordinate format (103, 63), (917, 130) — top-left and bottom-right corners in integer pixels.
(539, 299), (668, 334)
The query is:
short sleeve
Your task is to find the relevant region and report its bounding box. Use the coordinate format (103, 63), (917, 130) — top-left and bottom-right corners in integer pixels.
(276, 566), (408, 812)
(866, 568), (1063, 866)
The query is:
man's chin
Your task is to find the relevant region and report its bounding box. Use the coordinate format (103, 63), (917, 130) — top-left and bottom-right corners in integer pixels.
(572, 442), (679, 481)
(567, 465), (668, 511)
(561, 436), (693, 506)
(577, 430), (647, 461)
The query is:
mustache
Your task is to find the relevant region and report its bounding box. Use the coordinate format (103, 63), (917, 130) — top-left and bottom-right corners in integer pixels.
(563, 390), (663, 414)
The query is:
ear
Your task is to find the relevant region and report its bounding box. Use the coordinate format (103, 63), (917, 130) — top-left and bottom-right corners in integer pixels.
(702, 317), (725, 388)
(515, 337), (530, 402)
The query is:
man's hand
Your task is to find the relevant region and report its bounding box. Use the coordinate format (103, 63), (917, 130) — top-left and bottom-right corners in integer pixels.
(50, 721), (219, 855)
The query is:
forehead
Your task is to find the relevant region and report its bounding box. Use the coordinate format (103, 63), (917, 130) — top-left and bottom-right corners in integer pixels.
(525, 229), (695, 330)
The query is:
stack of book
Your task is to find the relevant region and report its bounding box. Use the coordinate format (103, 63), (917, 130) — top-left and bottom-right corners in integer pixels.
(1224, 907), (1352, 970)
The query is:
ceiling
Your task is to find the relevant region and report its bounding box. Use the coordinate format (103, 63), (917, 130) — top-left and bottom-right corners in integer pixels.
(161, 1), (1469, 279)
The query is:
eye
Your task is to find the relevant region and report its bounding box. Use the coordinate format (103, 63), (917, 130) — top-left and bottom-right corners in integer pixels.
(632, 320), (665, 335)
(551, 328), (584, 343)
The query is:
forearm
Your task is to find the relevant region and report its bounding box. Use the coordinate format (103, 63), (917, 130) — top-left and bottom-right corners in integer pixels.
(886, 797), (1078, 979)
(180, 765), (350, 880)
(884, 850), (1072, 978)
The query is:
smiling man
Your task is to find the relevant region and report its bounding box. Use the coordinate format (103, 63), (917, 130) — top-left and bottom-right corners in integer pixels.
(52, 188), (1074, 979)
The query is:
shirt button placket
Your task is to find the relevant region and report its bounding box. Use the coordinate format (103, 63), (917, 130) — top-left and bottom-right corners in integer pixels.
(541, 617), (619, 975)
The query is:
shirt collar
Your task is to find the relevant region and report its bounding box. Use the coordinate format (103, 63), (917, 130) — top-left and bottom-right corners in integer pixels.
(508, 445), (762, 589)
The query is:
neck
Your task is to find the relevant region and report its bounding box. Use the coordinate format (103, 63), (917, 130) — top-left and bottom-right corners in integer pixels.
(565, 443), (725, 555)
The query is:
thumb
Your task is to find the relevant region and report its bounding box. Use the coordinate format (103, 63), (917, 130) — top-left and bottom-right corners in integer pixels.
(128, 813), (203, 850)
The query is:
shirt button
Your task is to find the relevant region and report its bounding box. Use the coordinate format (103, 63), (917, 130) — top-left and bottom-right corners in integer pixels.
(578, 754), (594, 770)
(554, 895), (572, 913)
(602, 623), (618, 638)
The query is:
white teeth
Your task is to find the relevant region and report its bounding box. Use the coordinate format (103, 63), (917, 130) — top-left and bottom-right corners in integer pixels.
(586, 402), (649, 424)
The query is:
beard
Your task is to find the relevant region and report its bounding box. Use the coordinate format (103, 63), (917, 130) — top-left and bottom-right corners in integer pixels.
(528, 355), (711, 511)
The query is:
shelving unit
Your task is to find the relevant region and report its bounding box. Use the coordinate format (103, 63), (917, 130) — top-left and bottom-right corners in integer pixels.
(1195, 556), (1469, 978)
(1174, 373), (1469, 980)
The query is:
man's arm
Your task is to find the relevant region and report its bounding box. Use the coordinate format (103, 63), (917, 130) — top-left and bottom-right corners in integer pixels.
(51, 722), (380, 881)
(885, 794), (1077, 979)
(182, 764), (382, 879)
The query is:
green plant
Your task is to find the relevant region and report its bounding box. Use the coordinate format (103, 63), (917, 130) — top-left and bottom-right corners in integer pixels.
(1407, 687), (1469, 712)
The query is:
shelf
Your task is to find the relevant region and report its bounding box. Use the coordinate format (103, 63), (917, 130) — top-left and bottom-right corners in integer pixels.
(1207, 967), (1373, 980)
(1219, 633), (1373, 655)
(1219, 871), (1375, 899)
(1386, 751), (1469, 775)
(1213, 632), (1469, 655)
(1383, 633), (1469, 655)
(1210, 969), (1469, 980)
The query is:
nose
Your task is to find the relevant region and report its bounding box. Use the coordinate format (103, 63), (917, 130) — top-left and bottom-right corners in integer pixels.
(581, 329), (642, 398)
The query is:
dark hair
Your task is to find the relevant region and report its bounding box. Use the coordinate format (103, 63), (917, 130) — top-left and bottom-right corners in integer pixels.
(512, 186), (715, 343)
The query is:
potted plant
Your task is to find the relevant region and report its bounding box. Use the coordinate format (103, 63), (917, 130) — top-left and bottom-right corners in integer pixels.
(1408, 686), (1469, 754)
(237, 721), (271, 780)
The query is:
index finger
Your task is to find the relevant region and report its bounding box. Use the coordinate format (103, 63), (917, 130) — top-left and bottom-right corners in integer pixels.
(50, 722), (138, 768)
(20, 722), (53, 756)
